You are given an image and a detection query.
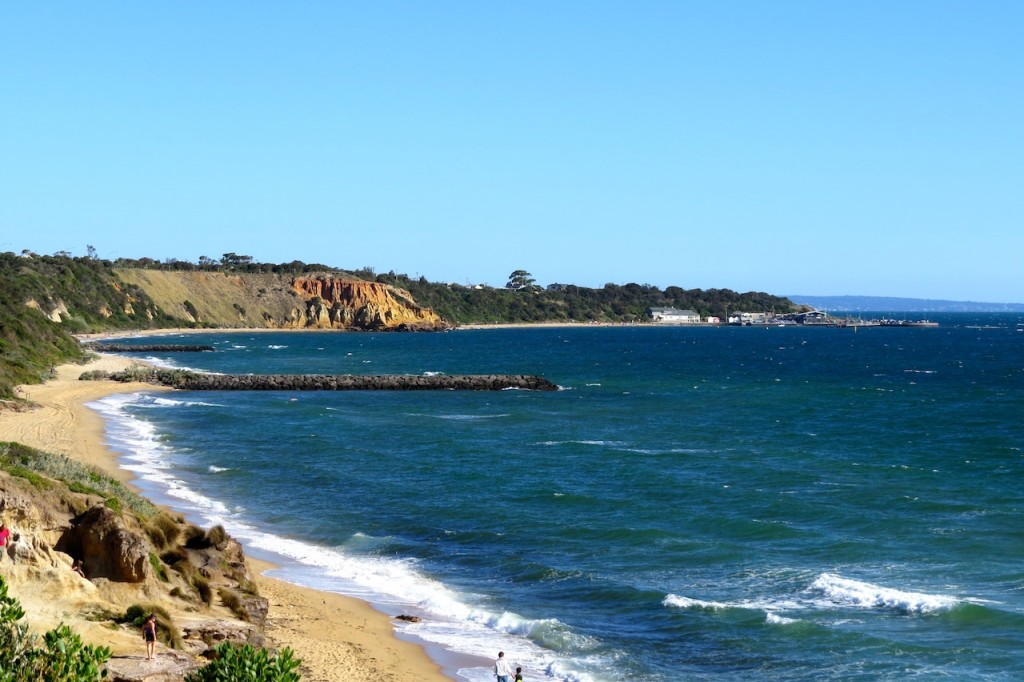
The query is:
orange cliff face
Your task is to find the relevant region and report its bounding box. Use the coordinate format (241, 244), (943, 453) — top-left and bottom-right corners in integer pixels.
(287, 277), (447, 331)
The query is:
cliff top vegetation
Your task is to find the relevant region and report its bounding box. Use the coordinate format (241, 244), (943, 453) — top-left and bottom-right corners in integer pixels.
(1, 250), (797, 400)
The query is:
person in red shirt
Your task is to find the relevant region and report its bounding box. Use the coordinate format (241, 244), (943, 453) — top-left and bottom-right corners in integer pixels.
(0, 524), (10, 548)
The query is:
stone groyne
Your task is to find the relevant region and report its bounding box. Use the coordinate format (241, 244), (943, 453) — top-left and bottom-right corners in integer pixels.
(82, 368), (560, 392)
(87, 343), (216, 353)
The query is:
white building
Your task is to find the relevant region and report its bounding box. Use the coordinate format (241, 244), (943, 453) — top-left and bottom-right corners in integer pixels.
(649, 307), (702, 324)
(728, 312), (770, 325)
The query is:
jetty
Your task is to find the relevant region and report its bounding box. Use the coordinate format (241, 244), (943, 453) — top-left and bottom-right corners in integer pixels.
(81, 368), (560, 392)
(87, 343), (216, 353)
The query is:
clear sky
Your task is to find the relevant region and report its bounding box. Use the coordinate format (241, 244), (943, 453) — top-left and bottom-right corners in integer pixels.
(2, 3), (1022, 302)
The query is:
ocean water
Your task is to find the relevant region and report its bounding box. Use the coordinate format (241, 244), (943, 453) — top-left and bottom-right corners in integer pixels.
(88, 314), (1024, 681)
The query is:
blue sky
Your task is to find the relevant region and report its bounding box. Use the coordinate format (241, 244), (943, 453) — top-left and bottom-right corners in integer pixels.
(3, 3), (1022, 302)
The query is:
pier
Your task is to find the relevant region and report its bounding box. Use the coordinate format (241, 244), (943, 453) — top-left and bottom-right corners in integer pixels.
(81, 368), (560, 392)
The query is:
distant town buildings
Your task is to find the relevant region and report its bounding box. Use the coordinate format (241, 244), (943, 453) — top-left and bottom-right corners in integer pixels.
(648, 307), (702, 324)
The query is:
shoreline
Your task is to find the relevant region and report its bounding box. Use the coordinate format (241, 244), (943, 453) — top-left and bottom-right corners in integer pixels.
(0, 353), (453, 681)
(75, 320), (647, 340)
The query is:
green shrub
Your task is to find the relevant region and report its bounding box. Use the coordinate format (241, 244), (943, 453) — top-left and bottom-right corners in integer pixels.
(0, 442), (156, 518)
(238, 578), (259, 596)
(154, 513), (182, 543)
(183, 524), (206, 547)
(123, 604), (146, 624)
(218, 588), (241, 614)
(192, 575), (213, 605)
(149, 553), (168, 582)
(123, 603), (182, 649)
(205, 525), (227, 549)
(184, 524), (227, 550)
(161, 548), (188, 566)
(185, 642), (301, 682)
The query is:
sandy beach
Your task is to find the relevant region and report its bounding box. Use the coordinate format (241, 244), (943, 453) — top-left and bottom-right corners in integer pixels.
(0, 351), (451, 681)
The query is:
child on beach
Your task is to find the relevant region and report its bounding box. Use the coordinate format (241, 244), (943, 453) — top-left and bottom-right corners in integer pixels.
(515, 666), (523, 681)
(142, 614), (157, 660)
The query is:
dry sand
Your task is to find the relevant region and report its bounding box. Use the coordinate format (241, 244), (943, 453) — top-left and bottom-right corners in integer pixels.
(0, 352), (451, 681)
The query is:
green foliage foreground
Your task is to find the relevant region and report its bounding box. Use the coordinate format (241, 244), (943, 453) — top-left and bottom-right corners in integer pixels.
(0, 574), (111, 682)
(184, 642), (302, 682)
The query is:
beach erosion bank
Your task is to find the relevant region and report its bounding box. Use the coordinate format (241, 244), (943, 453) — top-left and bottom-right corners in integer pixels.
(0, 352), (454, 682)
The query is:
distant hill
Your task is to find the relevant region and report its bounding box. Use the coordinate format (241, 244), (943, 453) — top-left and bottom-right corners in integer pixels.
(788, 295), (1024, 313)
(1, 251), (800, 399)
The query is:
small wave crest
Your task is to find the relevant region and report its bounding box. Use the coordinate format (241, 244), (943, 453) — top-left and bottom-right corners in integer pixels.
(809, 573), (958, 613)
(405, 412), (510, 421)
(765, 612), (799, 625)
(664, 594), (731, 610)
(149, 396), (224, 408)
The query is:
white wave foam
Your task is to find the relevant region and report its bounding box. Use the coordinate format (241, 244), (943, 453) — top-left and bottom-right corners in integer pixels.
(809, 573), (958, 613)
(664, 594), (806, 613)
(664, 595), (730, 610)
(406, 413), (510, 421)
(150, 397), (224, 408)
(538, 440), (627, 448)
(87, 393), (601, 682)
(766, 612), (799, 625)
(137, 356), (217, 374)
(140, 355), (180, 370)
(208, 466), (230, 473)
(267, 344), (288, 350)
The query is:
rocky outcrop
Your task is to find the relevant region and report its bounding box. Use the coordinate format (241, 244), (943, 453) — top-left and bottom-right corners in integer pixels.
(58, 505), (150, 582)
(104, 650), (201, 682)
(288, 277), (446, 331)
(0, 467), (272, 677)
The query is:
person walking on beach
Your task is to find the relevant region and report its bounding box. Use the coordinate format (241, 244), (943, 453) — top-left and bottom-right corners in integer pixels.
(494, 651), (513, 682)
(515, 665), (524, 681)
(142, 614), (158, 660)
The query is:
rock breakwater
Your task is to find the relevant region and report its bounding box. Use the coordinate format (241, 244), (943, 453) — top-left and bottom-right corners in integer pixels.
(83, 368), (560, 392)
(88, 343), (215, 353)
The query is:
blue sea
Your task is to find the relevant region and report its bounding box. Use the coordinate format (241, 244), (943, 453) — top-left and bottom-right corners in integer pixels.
(89, 314), (1024, 681)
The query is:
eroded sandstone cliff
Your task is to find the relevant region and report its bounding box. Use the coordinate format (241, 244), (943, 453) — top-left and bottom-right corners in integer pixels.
(288, 276), (445, 330)
(113, 270), (448, 331)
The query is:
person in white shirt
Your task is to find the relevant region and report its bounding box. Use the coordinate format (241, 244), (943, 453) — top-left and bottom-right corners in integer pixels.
(494, 651), (513, 682)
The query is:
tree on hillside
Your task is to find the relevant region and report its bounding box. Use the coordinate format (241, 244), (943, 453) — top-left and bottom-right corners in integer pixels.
(220, 253), (253, 269)
(507, 270), (535, 290)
